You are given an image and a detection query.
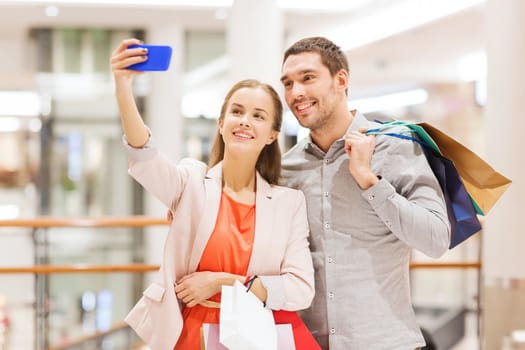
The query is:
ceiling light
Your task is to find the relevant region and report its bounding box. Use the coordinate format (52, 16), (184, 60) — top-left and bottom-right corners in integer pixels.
(4, 0), (234, 7)
(0, 205), (20, 220)
(348, 89), (429, 113)
(277, 0), (370, 12)
(0, 117), (21, 132)
(0, 91), (41, 117)
(457, 51), (486, 82)
(321, 0), (485, 51)
(45, 5), (59, 16)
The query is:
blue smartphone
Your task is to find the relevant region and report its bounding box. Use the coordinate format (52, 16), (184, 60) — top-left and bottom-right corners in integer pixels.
(127, 44), (172, 71)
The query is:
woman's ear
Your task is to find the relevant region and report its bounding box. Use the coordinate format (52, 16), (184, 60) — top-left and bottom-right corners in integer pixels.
(266, 130), (278, 145)
(218, 118), (224, 135)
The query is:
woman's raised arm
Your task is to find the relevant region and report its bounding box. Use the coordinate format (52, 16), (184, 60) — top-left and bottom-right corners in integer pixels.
(110, 38), (150, 148)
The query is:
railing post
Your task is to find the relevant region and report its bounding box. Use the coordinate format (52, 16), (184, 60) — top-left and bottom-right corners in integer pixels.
(33, 226), (49, 350)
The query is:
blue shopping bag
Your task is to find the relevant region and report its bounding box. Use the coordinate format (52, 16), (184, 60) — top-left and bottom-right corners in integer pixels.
(366, 124), (482, 248)
(423, 147), (482, 248)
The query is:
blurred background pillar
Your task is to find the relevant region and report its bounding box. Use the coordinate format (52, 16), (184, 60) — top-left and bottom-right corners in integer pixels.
(227, 0), (285, 150)
(142, 23), (184, 284)
(483, 0), (525, 349)
(227, 0), (283, 88)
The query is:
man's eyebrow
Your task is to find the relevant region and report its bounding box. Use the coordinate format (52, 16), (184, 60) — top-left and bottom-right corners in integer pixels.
(280, 69), (315, 82)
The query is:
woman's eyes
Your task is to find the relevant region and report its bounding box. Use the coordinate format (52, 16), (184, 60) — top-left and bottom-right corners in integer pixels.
(230, 109), (264, 120)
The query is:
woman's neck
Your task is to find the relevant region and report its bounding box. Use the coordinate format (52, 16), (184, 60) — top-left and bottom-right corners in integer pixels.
(221, 155), (257, 204)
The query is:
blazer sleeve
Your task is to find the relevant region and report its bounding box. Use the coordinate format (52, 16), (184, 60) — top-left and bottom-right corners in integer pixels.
(123, 134), (204, 209)
(258, 190), (315, 311)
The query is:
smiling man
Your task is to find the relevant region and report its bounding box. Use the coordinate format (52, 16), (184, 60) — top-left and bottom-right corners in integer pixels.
(279, 37), (451, 350)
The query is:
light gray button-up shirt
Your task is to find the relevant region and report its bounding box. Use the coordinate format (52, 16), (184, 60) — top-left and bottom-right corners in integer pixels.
(281, 111), (450, 350)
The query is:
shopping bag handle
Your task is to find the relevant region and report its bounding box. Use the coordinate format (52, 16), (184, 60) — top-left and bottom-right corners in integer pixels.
(365, 128), (431, 150)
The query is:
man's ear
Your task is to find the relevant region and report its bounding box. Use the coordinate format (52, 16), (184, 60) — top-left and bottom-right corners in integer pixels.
(336, 69), (349, 92)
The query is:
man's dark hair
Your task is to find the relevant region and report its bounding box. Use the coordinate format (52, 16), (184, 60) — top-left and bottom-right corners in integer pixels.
(283, 36), (349, 77)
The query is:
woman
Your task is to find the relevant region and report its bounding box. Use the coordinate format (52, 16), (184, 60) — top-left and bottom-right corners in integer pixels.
(111, 39), (318, 350)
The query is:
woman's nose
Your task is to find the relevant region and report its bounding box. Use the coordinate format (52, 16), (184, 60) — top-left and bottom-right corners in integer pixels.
(239, 114), (250, 126)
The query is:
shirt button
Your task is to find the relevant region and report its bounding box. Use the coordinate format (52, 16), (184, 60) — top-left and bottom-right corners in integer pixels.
(328, 291), (334, 299)
(368, 194), (375, 200)
(330, 328), (336, 335)
(324, 223), (330, 229)
(328, 257), (334, 263)
(324, 159), (330, 164)
(323, 191), (329, 197)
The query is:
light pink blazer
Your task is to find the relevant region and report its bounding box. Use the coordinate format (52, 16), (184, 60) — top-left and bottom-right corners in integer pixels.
(123, 143), (315, 350)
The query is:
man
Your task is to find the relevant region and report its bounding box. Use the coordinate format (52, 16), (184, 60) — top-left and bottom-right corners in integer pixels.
(279, 36), (450, 350)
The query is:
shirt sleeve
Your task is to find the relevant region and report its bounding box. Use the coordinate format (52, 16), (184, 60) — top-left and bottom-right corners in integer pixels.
(362, 135), (451, 258)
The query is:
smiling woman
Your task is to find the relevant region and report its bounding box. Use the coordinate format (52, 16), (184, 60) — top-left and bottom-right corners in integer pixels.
(111, 38), (317, 350)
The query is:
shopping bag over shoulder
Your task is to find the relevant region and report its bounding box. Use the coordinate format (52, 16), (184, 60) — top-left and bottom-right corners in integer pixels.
(365, 121), (495, 248)
(423, 147), (482, 248)
(219, 280), (278, 350)
(418, 122), (511, 215)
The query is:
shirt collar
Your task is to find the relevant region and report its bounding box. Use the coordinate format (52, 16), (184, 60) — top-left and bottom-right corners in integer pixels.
(303, 110), (370, 155)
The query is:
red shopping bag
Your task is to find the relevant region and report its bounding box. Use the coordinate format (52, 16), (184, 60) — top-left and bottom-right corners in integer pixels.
(273, 310), (321, 350)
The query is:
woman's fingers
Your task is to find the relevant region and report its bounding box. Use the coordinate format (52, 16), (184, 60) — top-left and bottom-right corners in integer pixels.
(112, 54), (147, 71)
(111, 38), (142, 56)
(110, 38), (148, 72)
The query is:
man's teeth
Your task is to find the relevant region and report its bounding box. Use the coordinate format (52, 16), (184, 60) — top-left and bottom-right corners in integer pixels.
(297, 102), (313, 111)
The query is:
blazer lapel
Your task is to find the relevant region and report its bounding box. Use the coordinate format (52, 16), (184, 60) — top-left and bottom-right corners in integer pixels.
(188, 163), (222, 272)
(247, 172), (274, 274)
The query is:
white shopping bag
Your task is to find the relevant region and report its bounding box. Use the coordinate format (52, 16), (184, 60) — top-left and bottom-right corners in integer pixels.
(219, 280), (278, 350)
(202, 323), (295, 350)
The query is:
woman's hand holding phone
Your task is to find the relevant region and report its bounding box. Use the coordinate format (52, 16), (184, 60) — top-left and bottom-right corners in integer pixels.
(127, 44), (172, 71)
(110, 38), (173, 81)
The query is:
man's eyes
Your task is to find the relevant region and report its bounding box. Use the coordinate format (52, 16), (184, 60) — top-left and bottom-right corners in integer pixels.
(282, 76), (314, 88)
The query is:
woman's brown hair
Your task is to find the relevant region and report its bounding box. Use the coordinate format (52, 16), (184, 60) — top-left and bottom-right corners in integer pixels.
(208, 79), (283, 185)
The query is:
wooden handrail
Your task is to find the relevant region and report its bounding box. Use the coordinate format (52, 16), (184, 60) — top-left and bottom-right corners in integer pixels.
(0, 264), (159, 274)
(410, 261), (481, 269)
(45, 321), (130, 350)
(0, 217), (481, 273)
(0, 216), (168, 228)
(0, 261), (481, 274)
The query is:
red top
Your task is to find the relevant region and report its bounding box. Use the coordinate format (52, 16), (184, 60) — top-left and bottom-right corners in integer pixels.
(174, 191), (255, 350)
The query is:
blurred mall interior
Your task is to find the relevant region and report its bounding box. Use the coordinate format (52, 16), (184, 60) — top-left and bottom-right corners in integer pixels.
(0, 0), (524, 349)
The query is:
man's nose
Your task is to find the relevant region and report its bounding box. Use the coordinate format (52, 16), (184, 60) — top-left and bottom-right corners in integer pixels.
(291, 83), (305, 99)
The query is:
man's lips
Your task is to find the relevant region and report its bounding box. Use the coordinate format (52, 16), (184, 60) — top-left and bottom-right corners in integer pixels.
(295, 101), (315, 113)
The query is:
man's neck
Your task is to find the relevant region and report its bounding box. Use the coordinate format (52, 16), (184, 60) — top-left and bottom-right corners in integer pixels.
(310, 109), (355, 153)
